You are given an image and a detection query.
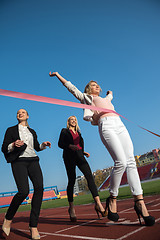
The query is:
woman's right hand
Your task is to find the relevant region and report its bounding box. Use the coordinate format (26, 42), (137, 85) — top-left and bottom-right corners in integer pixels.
(49, 71), (58, 77)
(14, 140), (25, 147)
(49, 71), (67, 84)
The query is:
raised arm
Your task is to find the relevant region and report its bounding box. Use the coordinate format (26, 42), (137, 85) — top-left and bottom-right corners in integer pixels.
(49, 72), (67, 85)
(106, 90), (113, 101)
(49, 71), (84, 102)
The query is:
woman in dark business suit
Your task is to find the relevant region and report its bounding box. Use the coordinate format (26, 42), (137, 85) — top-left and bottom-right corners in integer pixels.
(1, 109), (51, 240)
(58, 116), (106, 222)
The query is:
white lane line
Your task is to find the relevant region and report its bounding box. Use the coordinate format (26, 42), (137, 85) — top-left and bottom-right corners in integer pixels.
(152, 203), (160, 207)
(31, 216), (160, 239)
(117, 226), (146, 240)
(55, 219), (97, 234)
(12, 228), (47, 239)
(117, 217), (160, 240)
(120, 198), (159, 213)
(17, 229), (116, 240)
(120, 208), (160, 214)
(40, 197), (160, 237)
(14, 197), (160, 239)
(148, 209), (160, 212)
(16, 228), (114, 239)
(106, 219), (140, 226)
(145, 198), (160, 204)
(15, 216), (160, 240)
(38, 231), (114, 240)
(120, 207), (133, 213)
(44, 213), (96, 218)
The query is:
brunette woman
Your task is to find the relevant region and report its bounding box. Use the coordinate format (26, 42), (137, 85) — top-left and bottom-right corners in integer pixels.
(50, 71), (155, 226)
(1, 109), (51, 239)
(58, 116), (106, 221)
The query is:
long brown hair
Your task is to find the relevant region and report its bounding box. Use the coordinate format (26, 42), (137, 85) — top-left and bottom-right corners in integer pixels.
(67, 116), (80, 132)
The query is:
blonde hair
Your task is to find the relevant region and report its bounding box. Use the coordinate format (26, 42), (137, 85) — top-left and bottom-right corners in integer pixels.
(84, 80), (102, 95)
(67, 116), (80, 132)
(17, 109), (30, 127)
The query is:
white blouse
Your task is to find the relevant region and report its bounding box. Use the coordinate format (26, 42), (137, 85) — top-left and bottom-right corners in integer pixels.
(8, 124), (45, 158)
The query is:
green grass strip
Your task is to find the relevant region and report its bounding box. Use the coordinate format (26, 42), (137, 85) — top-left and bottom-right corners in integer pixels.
(0, 179), (159, 214)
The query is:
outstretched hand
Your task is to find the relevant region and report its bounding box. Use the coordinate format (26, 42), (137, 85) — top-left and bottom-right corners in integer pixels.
(49, 71), (58, 77)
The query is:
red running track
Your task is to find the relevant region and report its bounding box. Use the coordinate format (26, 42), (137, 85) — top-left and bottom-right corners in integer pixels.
(0, 195), (160, 240)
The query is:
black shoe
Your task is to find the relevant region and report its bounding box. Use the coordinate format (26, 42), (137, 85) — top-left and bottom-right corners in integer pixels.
(68, 208), (77, 222)
(134, 199), (155, 226)
(105, 196), (119, 222)
(95, 205), (107, 219)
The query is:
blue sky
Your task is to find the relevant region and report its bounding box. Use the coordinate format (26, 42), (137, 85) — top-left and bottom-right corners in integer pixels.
(0, 0), (160, 193)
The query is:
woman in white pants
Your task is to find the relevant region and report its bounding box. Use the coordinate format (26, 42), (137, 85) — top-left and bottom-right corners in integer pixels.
(49, 71), (155, 226)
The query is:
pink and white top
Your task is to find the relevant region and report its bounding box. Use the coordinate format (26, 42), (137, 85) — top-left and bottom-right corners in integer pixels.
(92, 95), (118, 120)
(64, 81), (118, 125)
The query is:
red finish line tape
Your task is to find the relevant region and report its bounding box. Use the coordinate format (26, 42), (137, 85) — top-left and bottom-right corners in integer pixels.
(0, 88), (159, 137)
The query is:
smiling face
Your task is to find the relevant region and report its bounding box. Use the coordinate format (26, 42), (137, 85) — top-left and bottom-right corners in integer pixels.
(84, 81), (101, 96)
(17, 109), (29, 124)
(67, 116), (79, 131)
(68, 116), (77, 128)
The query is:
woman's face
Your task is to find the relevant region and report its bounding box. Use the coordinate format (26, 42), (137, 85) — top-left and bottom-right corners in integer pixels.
(90, 82), (100, 95)
(69, 116), (77, 127)
(17, 109), (29, 123)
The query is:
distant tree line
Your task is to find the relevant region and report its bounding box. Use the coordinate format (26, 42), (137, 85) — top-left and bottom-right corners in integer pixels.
(80, 167), (113, 192)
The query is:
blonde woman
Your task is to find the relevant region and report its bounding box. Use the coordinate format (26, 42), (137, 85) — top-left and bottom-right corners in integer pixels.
(1, 109), (51, 239)
(58, 116), (106, 221)
(50, 71), (155, 226)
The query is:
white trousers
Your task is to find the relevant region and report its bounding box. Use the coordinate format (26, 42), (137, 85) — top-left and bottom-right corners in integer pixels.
(98, 116), (143, 196)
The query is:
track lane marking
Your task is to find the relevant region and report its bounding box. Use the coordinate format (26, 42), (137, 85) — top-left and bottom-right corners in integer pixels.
(117, 217), (160, 240)
(55, 219), (98, 234)
(36, 231), (114, 240)
(29, 217), (160, 240)
(44, 213), (96, 218)
(11, 196), (160, 239)
(42, 197), (159, 235)
(152, 203), (160, 207)
(120, 198), (159, 213)
(15, 228), (114, 240)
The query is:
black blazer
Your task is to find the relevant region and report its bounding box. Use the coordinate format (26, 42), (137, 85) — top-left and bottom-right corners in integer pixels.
(58, 128), (84, 159)
(2, 124), (41, 163)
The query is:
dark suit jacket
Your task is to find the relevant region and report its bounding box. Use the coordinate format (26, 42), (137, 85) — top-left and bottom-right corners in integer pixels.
(58, 128), (84, 159)
(1, 124), (41, 163)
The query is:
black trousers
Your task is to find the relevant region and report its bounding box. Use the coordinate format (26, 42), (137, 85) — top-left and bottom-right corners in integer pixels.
(6, 160), (43, 227)
(64, 150), (98, 202)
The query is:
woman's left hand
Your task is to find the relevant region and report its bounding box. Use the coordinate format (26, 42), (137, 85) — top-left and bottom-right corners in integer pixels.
(84, 152), (90, 158)
(42, 141), (51, 148)
(106, 90), (113, 95)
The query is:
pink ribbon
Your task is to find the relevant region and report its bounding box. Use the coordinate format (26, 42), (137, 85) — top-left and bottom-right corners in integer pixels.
(0, 89), (121, 115)
(0, 88), (159, 137)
